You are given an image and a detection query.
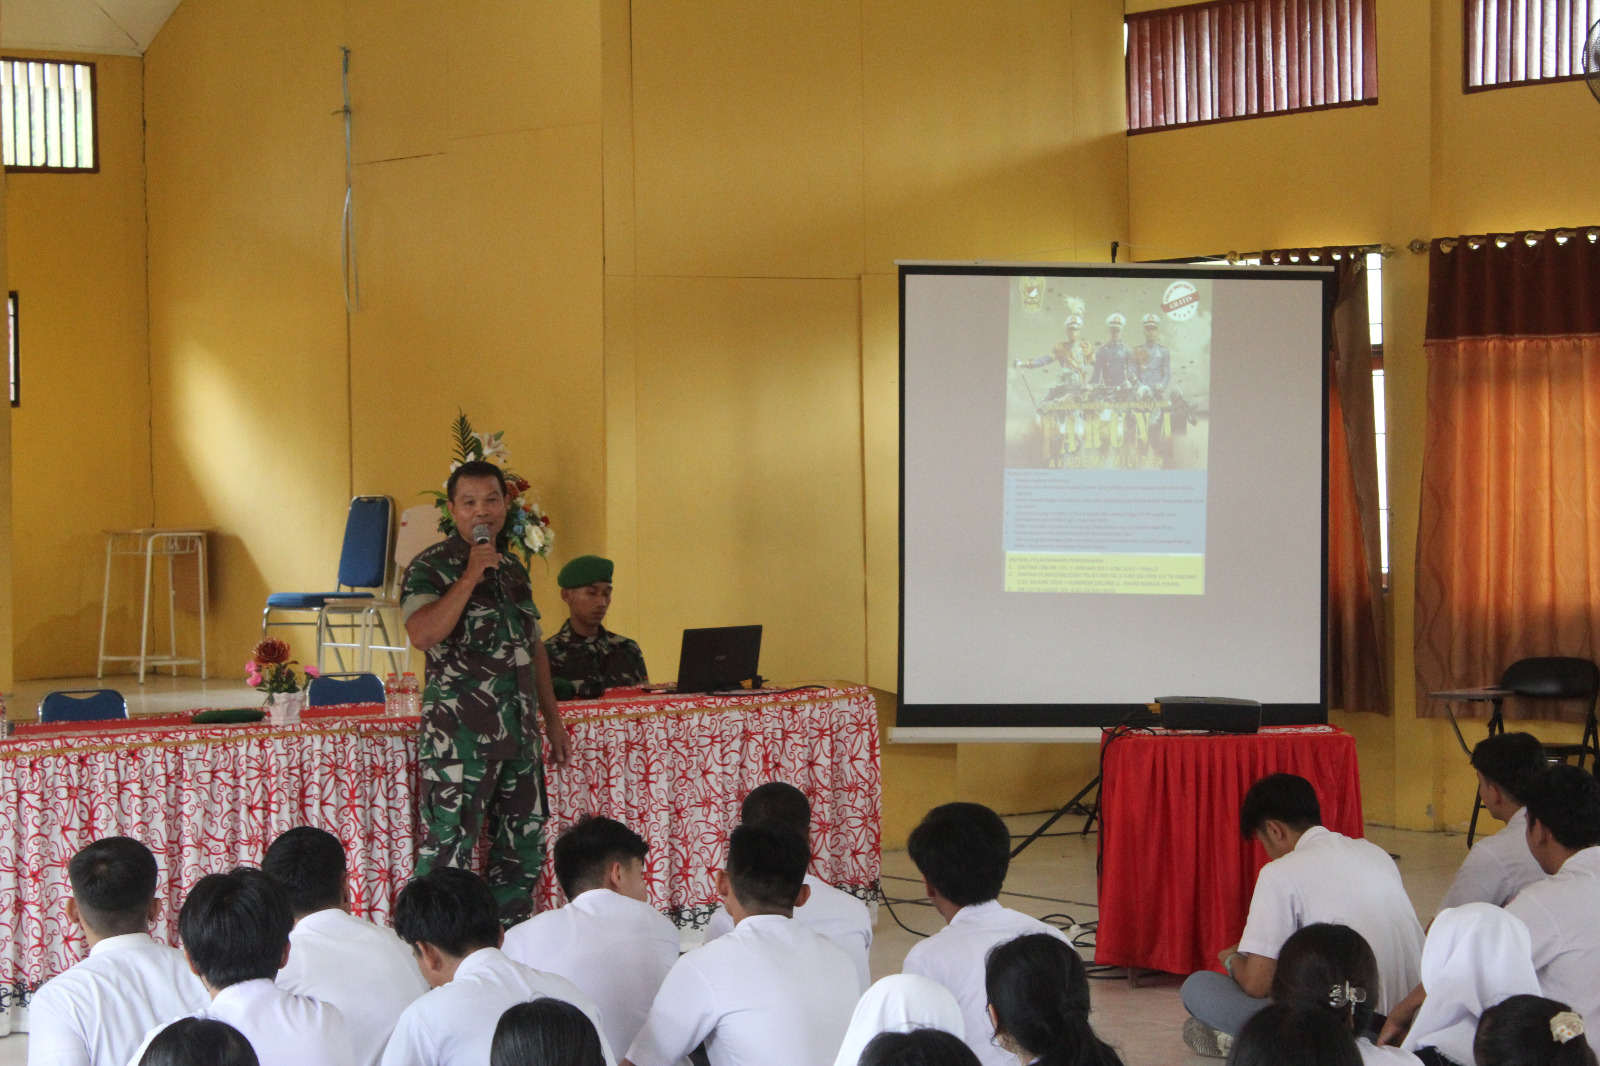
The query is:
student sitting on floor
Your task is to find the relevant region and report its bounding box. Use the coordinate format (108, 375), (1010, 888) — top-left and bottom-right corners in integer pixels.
(1226, 1002), (1362, 1066)
(128, 868), (354, 1066)
(1395, 904), (1541, 1065)
(702, 782), (874, 992)
(984, 932), (1123, 1066)
(623, 823), (858, 1066)
(27, 836), (210, 1066)
(502, 815), (679, 1056)
(263, 827), (429, 1066)
(900, 803), (1070, 1066)
(137, 1018), (259, 1066)
(491, 998), (608, 1066)
(1180, 773), (1424, 1058)
(831, 974), (965, 1066)
(1474, 995), (1598, 1066)
(1269, 923), (1422, 1066)
(381, 867), (614, 1066)
(1437, 733), (1549, 912)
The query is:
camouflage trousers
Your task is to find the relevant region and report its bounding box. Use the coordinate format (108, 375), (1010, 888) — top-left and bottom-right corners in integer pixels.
(416, 744), (546, 926)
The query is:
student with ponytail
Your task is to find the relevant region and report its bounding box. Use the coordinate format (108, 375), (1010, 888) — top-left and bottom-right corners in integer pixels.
(1474, 996), (1598, 1066)
(983, 934), (1123, 1066)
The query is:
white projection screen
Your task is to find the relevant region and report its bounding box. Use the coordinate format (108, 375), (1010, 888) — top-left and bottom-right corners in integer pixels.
(898, 262), (1334, 738)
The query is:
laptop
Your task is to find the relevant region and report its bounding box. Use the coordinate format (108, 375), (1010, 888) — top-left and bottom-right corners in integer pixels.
(675, 625), (763, 694)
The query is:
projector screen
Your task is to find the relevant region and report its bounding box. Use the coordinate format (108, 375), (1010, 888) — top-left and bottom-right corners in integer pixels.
(898, 262), (1333, 736)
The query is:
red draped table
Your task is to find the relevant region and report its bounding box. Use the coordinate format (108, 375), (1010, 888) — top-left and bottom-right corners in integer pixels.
(0, 705), (416, 1031)
(1094, 724), (1363, 976)
(534, 686), (883, 927)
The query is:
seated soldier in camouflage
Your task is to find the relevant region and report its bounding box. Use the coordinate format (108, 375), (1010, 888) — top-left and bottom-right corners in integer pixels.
(402, 459), (572, 926)
(545, 555), (648, 698)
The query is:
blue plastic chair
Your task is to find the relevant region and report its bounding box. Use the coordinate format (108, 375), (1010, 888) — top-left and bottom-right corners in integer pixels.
(262, 496), (394, 670)
(39, 689), (128, 724)
(306, 672), (385, 707)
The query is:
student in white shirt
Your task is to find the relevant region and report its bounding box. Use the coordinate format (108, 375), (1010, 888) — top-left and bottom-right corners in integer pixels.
(702, 782), (874, 992)
(27, 836), (210, 1066)
(382, 866), (615, 1066)
(503, 815), (678, 1056)
(1398, 904), (1540, 1065)
(135, 1017), (257, 1066)
(899, 802), (1071, 1066)
(984, 933), (1123, 1066)
(1180, 774), (1423, 1057)
(624, 822), (859, 1066)
(262, 827), (429, 1066)
(128, 868), (355, 1066)
(1436, 732), (1549, 913)
(1385, 765), (1600, 1058)
(491, 998), (607, 1066)
(831, 974), (964, 1066)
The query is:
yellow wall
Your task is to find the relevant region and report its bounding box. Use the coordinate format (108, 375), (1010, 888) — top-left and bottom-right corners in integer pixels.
(603, 0), (1126, 842)
(6, 52), (151, 681)
(1127, 0), (1600, 830)
(141, 0), (605, 674)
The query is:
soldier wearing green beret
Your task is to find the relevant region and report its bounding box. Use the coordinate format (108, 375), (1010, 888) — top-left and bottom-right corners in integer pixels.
(544, 555), (649, 697)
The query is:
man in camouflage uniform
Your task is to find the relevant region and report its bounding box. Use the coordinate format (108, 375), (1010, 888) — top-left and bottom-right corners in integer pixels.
(544, 554), (649, 696)
(401, 459), (571, 925)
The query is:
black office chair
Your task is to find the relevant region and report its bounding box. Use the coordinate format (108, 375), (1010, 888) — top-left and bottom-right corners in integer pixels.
(1455, 656), (1600, 846)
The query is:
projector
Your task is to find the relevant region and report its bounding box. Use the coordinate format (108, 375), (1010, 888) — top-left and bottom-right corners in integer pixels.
(1155, 696), (1263, 734)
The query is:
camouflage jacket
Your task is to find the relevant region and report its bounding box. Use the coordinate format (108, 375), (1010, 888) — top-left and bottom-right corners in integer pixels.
(400, 536), (543, 760)
(544, 620), (648, 691)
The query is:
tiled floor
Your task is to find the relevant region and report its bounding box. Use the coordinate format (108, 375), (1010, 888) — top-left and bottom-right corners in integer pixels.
(0, 810), (1467, 1066)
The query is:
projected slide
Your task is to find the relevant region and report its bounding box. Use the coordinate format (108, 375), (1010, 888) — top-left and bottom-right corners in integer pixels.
(1002, 275), (1212, 595)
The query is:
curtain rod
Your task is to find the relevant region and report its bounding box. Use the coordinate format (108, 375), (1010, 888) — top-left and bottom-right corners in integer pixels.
(1407, 229), (1600, 254)
(1224, 243), (1391, 264)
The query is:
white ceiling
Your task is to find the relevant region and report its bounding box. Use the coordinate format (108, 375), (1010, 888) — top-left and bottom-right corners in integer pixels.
(1, 0), (185, 57)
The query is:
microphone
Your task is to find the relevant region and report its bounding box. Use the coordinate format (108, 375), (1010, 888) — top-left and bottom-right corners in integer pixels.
(472, 524), (491, 545)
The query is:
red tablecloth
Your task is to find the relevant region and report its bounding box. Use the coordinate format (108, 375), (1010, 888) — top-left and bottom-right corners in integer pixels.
(1094, 725), (1363, 976)
(534, 686), (883, 926)
(0, 710), (417, 1029)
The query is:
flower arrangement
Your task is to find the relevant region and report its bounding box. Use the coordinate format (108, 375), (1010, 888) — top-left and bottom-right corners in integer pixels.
(424, 411), (554, 568)
(245, 638), (318, 696)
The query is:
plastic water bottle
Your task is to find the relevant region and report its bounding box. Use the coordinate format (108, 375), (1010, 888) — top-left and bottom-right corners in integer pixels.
(384, 673), (399, 716)
(402, 672), (420, 716)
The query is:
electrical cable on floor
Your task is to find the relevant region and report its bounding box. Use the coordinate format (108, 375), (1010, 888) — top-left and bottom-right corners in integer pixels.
(879, 893), (933, 938)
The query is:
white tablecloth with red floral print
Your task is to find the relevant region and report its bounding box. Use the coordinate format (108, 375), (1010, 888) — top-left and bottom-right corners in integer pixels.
(0, 710), (418, 1034)
(534, 686), (883, 928)
(0, 686), (882, 1033)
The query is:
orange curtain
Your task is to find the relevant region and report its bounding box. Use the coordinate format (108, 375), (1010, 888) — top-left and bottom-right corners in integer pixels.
(1415, 231), (1600, 721)
(1262, 250), (1389, 714)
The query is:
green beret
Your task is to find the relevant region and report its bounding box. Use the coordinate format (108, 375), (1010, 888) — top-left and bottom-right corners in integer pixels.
(557, 554), (614, 589)
(552, 677), (577, 700)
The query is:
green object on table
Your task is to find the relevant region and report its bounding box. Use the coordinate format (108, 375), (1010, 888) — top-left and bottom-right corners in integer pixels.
(191, 708), (266, 724)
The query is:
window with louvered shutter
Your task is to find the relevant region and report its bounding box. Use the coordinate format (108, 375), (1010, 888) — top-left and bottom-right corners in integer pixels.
(1, 58), (96, 172)
(1126, 0), (1379, 134)
(1465, 0), (1598, 90)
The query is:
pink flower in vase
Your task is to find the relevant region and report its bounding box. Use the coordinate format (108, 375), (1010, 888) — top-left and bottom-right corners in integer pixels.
(304, 666), (321, 679)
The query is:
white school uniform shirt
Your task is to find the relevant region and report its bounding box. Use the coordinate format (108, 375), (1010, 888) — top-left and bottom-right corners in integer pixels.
(502, 888), (679, 1056)
(626, 913), (858, 1066)
(900, 900), (1071, 1066)
(1237, 826), (1424, 1014)
(703, 874), (873, 992)
(1436, 807), (1547, 911)
(127, 978), (355, 1066)
(27, 932), (210, 1066)
(831, 974), (965, 1066)
(276, 908), (430, 1066)
(1402, 903), (1541, 1066)
(380, 946), (616, 1066)
(1506, 845), (1600, 1055)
